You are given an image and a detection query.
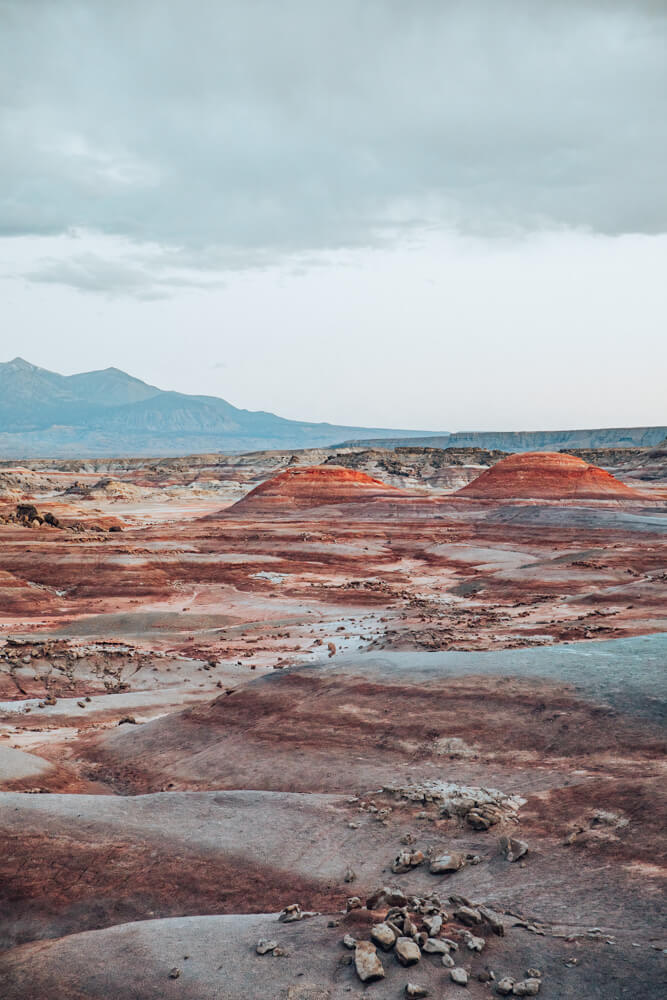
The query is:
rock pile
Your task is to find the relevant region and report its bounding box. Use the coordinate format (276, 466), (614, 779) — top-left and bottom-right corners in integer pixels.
(337, 886), (520, 991)
(0, 503), (61, 528)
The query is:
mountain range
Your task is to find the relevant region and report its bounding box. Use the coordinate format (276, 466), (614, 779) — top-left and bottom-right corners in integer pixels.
(0, 358), (436, 457)
(1, 358), (664, 459)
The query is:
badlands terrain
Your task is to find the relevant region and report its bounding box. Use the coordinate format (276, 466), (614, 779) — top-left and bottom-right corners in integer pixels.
(0, 443), (665, 998)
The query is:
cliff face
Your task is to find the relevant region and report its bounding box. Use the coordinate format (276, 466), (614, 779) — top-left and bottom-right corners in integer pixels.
(339, 426), (667, 452)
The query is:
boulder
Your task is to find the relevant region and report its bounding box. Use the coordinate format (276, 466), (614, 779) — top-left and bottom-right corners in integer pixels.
(496, 978), (515, 995)
(256, 939), (278, 955)
(371, 922), (397, 951)
(367, 886), (408, 910)
(423, 938), (450, 955)
(512, 980), (541, 996)
(354, 941), (385, 983)
(454, 905), (482, 926)
(395, 937), (421, 966)
(450, 967), (469, 986)
(429, 851), (466, 875)
(500, 836), (528, 863)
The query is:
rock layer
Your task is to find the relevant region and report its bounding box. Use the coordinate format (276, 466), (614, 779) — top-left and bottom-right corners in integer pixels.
(232, 465), (402, 511)
(456, 451), (644, 500)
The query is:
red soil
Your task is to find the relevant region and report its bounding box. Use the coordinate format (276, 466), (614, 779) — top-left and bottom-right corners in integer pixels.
(456, 451), (645, 500)
(231, 464), (402, 510)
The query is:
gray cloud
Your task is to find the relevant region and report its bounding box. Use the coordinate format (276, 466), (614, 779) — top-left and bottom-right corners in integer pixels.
(23, 247), (225, 299)
(1, 0), (666, 284)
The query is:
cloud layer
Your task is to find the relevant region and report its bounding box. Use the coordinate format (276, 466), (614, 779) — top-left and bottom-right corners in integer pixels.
(2, 0), (666, 274)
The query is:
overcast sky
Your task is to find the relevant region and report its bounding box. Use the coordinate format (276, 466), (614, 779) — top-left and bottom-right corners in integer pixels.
(1, 0), (666, 430)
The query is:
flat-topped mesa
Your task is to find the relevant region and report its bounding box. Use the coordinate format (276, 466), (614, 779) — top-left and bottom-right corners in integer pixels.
(231, 465), (403, 510)
(455, 451), (645, 500)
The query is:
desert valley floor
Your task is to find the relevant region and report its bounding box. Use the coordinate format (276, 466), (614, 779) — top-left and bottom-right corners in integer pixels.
(0, 446), (665, 999)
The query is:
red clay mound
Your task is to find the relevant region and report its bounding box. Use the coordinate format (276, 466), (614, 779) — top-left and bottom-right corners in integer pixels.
(232, 465), (401, 510)
(456, 451), (644, 500)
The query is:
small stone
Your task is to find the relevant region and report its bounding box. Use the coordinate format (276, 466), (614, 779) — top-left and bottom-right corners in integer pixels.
(342, 934), (357, 949)
(344, 867), (356, 883)
(279, 903), (303, 922)
(367, 886), (408, 910)
(346, 896), (362, 911)
(512, 980), (540, 996)
(273, 946), (289, 957)
(371, 922), (397, 951)
(395, 937), (421, 966)
(454, 905), (482, 926)
(392, 849), (425, 873)
(464, 933), (485, 952)
(500, 836), (529, 863)
(478, 970), (494, 982)
(406, 985), (429, 998)
(256, 939), (278, 954)
(442, 953), (455, 968)
(429, 852), (466, 875)
(403, 917), (418, 938)
(526, 969), (541, 978)
(354, 941), (385, 983)
(168, 967), (181, 979)
(450, 967), (469, 986)
(423, 938), (450, 955)
(496, 978), (515, 995)
(422, 913), (442, 936)
(477, 905), (505, 937)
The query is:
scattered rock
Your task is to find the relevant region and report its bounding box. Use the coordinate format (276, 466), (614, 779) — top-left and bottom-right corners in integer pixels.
(406, 985), (429, 998)
(346, 896), (362, 911)
(354, 941), (385, 983)
(371, 922), (397, 951)
(454, 905), (482, 926)
(464, 932), (485, 952)
(279, 903), (303, 922)
(422, 913), (442, 936)
(450, 967), (469, 986)
(392, 849), (425, 873)
(496, 977), (515, 995)
(500, 836), (528, 862)
(256, 939), (278, 955)
(367, 887), (408, 910)
(423, 938), (450, 955)
(168, 967), (181, 979)
(342, 934), (357, 949)
(395, 937), (421, 966)
(344, 867), (356, 883)
(477, 905), (505, 937)
(512, 980), (541, 996)
(429, 851), (466, 875)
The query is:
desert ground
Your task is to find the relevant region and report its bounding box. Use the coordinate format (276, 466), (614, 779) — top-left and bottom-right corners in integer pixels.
(0, 444), (665, 999)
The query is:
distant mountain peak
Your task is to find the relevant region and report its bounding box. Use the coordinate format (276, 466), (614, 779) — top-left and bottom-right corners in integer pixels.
(4, 356), (39, 371)
(0, 357), (434, 457)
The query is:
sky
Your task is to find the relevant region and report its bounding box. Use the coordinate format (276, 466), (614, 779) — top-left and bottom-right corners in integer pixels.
(1, 0), (666, 431)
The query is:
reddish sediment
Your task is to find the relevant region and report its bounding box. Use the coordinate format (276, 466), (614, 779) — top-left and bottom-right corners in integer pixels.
(231, 465), (402, 510)
(456, 451), (645, 500)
